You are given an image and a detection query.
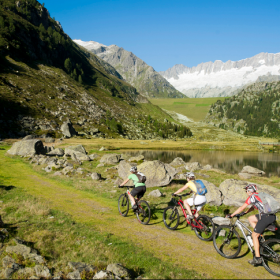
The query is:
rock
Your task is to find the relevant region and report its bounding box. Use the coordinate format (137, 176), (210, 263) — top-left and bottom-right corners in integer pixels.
(100, 154), (121, 165)
(4, 268), (17, 278)
(91, 172), (101, 180)
(34, 265), (51, 278)
(93, 270), (112, 279)
(240, 166), (265, 176)
(89, 154), (98, 160)
(185, 162), (202, 171)
(120, 154), (129, 160)
(45, 137), (55, 143)
(67, 270), (81, 279)
(6, 244), (31, 255)
(60, 120), (77, 138)
(238, 173), (252, 180)
(118, 161), (136, 180)
(89, 128), (99, 135)
(99, 147), (108, 151)
(72, 152), (91, 161)
(2, 256), (18, 268)
(137, 160), (177, 188)
(203, 164), (212, 170)
(212, 217), (231, 226)
(44, 166), (52, 173)
(210, 168), (226, 174)
(68, 261), (95, 272)
(196, 173), (210, 178)
(47, 148), (64, 156)
(65, 145), (87, 155)
(62, 166), (74, 175)
(22, 135), (36, 140)
(97, 163), (105, 168)
(197, 180), (223, 206)
(170, 157), (185, 167)
(7, 139), (46, 156)
(106, 263), (131, 278)
(148, 189), (163, 198)
(128, 155), (144, 162)
(17, 267), (35, 278)
(174, 173), (186, 180)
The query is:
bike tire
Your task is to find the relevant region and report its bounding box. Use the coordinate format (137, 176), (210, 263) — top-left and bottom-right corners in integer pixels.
(260, 238), (280, 277)
(136, 200), (151, 225)
(213, 225), (241, 259)
(163, 206), (180, 230)
(118, 194), (129, 217)
(194, 215), (215, 241)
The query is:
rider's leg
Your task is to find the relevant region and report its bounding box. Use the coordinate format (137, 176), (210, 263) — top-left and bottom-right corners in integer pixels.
(252, 232), (261, 257)
(127, 192), (136, 207)
(248, 215), (258, 229)
(184, 199), (193, 218)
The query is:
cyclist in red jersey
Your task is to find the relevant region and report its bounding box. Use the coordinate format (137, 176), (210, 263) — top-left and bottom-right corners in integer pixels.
(227, 184), (276, 265)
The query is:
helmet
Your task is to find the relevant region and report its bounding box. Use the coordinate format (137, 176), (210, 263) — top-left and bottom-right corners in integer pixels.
(244, 184), (257, 192)
(185, 172), (195, 179)
(130, 166), (137, 172)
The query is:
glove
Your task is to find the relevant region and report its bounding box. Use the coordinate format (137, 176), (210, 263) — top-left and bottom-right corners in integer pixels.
(118, 185), (122, 188)
(240, 212), (246, 216)
(226, 214), (232, 219)
(171, 193), (176, 197)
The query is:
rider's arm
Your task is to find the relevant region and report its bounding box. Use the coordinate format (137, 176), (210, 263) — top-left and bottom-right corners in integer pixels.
(120, 178), (129, 187)
(231, 202), (249, 217)
(244, 205), (255, 214)
(174, 183), (189, 195)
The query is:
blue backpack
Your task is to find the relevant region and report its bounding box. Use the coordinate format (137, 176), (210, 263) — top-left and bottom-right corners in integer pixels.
(194, 180), (208, 195)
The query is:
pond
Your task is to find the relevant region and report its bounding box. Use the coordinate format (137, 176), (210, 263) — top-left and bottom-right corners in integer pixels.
(121, 150), (280, 177)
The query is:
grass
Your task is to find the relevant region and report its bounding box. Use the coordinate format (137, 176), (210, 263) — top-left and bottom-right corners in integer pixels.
(149, 97), (227, 122)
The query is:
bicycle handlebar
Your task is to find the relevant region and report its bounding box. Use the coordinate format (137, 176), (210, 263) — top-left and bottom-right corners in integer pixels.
(226, 212), (246, 219)
(172, 192), (191, 198)
(119, 185), (135, 189)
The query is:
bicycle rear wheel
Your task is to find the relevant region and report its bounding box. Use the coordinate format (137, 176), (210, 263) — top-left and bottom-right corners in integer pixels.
(260, 238), (280, 277)
(118, 194), (129, 217)
(213, 225), (241, 259)
(194, 215), (215, 241)
(163, 206), (180, 230)
(136, 200), (151, 225)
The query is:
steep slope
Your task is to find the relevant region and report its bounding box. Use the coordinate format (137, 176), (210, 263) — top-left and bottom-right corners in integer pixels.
(160, 53), (280, 98)
(205, 81), (280, 138)
(74, 40), (186, 99)
(0, 0), (192, 140)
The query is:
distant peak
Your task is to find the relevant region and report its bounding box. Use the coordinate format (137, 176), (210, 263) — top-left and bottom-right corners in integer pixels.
(73, 39), (107, 49)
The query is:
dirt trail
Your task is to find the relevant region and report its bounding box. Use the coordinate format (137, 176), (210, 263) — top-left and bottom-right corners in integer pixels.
(1, 161), (278, 279)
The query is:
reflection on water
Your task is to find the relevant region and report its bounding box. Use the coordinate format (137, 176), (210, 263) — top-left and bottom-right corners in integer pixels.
(121, 150), (280, 177)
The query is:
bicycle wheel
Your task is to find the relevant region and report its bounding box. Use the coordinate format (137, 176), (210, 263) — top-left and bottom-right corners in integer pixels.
(136, 200), (151, 225)
(118, 194), (129, 217)
(213, 225), (241, 259)
(194, 215), (215, 241)
(163, 206), (180, 230)
(260, 238), (280, 277)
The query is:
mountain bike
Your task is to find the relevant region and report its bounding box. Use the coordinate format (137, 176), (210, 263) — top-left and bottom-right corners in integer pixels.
(213, 213), (280, 277)
(118, 186), (151, 225)
(163, 193), (214, 241)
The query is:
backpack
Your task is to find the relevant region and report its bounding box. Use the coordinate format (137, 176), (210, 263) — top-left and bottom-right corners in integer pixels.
(257, 192), (280, 214)
(194, 180), (208, 195)
(136, 172), (146, 183)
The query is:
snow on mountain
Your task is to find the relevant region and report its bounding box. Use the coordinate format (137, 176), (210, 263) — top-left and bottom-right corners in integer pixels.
(159, 52), (280, 98)
(74, 39), (106, 50)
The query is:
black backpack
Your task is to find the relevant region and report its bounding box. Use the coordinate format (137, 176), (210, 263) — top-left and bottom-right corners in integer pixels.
(136, 172), (146, 183)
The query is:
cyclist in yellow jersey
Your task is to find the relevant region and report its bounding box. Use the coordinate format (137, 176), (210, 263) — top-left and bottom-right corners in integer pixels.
(173, 172), (206, 219)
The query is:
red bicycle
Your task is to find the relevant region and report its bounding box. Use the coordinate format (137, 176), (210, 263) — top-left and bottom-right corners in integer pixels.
(163, 193), (215, 241)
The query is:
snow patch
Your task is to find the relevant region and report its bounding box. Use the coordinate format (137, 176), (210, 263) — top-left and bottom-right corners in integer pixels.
(73, 39), (106, 49)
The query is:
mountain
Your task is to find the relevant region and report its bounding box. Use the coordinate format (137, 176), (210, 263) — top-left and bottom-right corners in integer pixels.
(0, 0), (192, 140)
(205, 81), (280, 138)
(73, 40), (186, 99)
(159, 52), (280, 98)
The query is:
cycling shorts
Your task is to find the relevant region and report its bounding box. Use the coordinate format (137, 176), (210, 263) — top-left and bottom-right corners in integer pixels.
(186, 195), (206, 211)
(131, 185), (146, 199)
(254, 214), (276, 234)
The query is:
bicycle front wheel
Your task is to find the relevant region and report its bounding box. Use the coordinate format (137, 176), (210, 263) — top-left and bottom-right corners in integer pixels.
(213, 225), (241, 259)
(261, 238), (280, 277)
(194, 215), (215, 241)
(118, 194), (129, 217)
(163, 206), (180, 230)
(136, 200), (151, 225)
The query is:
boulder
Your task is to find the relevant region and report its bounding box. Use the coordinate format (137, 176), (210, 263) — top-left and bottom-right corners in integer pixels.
(53, 171), (62, 176)
(91, 173), (101, 180)
(212, 217), (231, 226)
(22, 135), (36, 140)
(62, 166), (74, 175)
(174, 173), (186, 180)
(99, 147), (108, 151)
(106, 263), (131, 279)
(120, 154), (130, 160)
(200, 179), (223, 206)
(65, 145), (87, 155)
(2, 256), (18, 268)
(100, 154), (121, 165)
(7, 139), (46, 156)
(72, 152), (90, 161)
(185, 162), (202, 171)
(68, 262), (95, 272)
(238, 173), (252, 180)
(89, 154), (98, 160)
(240, 166), (265, 177)
(93, 270), (112, 279)
(148, 189), (163, 198)
(128, 155), (144, 162)
(203, 164), (212, 170)
(47, 148), (64, 156)
(97, 163), (104, 168)
(67, 270), (81, 279)
(137, 160), (177, 188)
(170, 157), (185, 167)
(45, 137), (55, 143)
(118, 161), (136, 180)
(6, 244), (32, 255)
(60, 120), (76, 138)
(34, 265), (51, 278)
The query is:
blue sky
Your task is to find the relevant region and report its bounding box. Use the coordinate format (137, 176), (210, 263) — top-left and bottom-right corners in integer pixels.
(42, 0), (280, 72)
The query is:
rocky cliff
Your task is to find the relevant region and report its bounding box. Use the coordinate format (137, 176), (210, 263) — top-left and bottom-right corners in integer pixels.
(160, 52), (280, 98)
(73, 40), (186, 99)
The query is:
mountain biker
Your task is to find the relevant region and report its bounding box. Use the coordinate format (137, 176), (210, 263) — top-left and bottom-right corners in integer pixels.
(119, 166), (146, 210)
(172, 172), (207, 219)
(227, 184), (276, 265)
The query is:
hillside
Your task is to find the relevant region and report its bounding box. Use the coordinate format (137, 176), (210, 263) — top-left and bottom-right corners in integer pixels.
(205, 81), (280, 138)
(159, 52), (280, 98)
(0, 0), (191, 140)
(74, 40), (186, 99)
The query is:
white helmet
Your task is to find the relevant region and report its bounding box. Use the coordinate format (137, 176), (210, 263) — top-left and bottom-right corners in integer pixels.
(185, 172), (195, 179)
(130, 166), (137, 172)
(244, 184), (257, 193)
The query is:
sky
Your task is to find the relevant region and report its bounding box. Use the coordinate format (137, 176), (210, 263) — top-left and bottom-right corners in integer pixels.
(42, 0), (280, 72)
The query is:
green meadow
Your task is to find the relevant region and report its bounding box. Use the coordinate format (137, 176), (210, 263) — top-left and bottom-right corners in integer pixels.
(149, 97), (227, 122)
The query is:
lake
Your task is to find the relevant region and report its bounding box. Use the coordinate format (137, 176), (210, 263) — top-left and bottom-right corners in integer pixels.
(121, 150), (280, 177)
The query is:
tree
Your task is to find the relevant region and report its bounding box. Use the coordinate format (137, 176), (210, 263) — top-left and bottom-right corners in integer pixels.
(0, 17), (4, 29)
(78, 75), (83, 84)
(64, 58), (72, 73)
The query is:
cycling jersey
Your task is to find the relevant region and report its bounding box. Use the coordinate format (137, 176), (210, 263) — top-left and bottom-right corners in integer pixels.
(245, 193), (265, 214)
(186, 181), (204, 197)
(128, 174), (146, 188)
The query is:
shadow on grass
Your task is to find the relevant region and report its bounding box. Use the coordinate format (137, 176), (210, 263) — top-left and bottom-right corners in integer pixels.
(0, 185), (16, 191)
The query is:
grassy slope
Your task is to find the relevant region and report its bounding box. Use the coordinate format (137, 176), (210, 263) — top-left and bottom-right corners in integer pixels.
(149, 98), (227, 122)
(1, 145), (280, 278)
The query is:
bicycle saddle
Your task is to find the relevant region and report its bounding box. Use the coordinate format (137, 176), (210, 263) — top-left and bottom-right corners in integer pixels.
(266, 223), (278, 232)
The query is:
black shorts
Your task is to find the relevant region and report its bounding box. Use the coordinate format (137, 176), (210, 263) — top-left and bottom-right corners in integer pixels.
(131, 185), (146, 200)
(254, 214), (276, 234)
